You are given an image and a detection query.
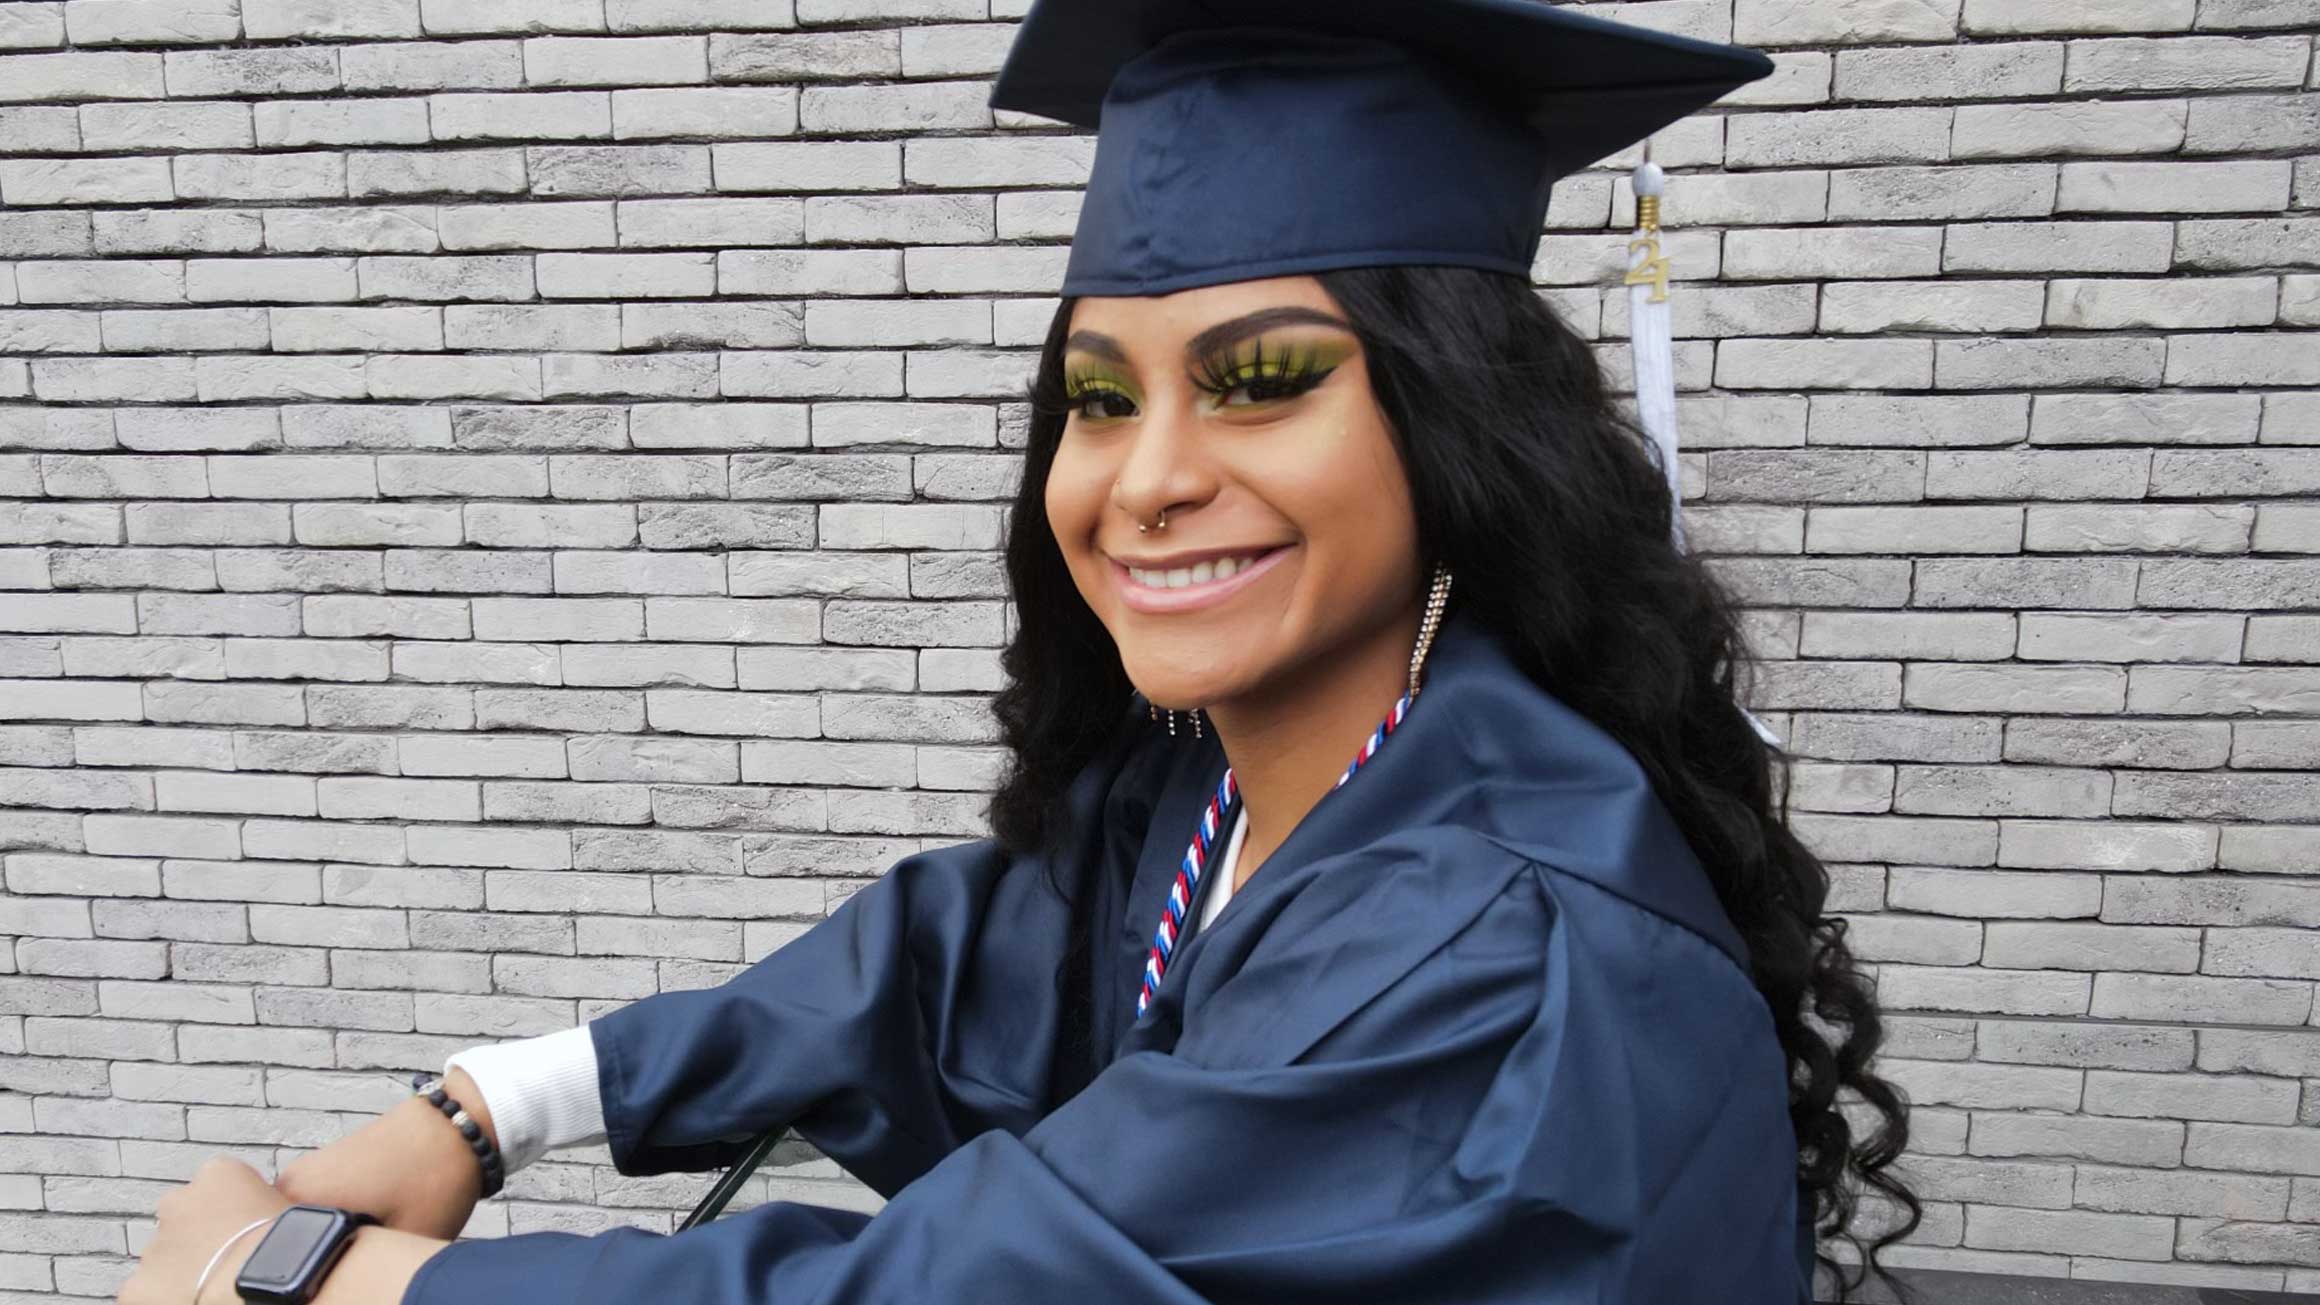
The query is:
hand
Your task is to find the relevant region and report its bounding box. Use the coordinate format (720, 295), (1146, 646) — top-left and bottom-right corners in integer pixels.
(275, 1069), (495, 1242)
(118, 1155), (290, 1305)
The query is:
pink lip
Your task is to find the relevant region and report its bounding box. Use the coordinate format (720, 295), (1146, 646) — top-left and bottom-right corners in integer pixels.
(1112, 545), (1293, 614)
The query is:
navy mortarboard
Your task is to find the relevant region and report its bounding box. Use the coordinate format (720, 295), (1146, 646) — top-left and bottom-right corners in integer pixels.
(987, 0), (1776, 297)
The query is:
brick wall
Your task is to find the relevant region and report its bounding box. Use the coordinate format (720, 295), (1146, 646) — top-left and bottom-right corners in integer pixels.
(0, 0), (2314, 1297)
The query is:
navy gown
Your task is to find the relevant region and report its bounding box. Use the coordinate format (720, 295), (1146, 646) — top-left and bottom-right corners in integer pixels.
(400, 606), (1815, 1303)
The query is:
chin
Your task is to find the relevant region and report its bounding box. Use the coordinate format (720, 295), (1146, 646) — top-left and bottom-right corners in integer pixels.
(1117, 655), (1233, 711)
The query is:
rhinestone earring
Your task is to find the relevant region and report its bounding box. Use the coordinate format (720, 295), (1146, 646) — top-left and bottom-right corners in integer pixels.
(1408, 562), (1454, 701)
(1145, 698), (1205, 737)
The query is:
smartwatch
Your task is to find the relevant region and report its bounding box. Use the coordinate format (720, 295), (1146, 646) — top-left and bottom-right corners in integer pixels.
(234, 1204), (379, 1304)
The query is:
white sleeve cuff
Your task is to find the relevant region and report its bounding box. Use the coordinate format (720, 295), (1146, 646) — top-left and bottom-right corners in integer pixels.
(444, 1024), (608, 1176)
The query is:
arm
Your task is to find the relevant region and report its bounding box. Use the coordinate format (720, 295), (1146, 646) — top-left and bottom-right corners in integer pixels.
(274, 709), (1156, 1243)
(265, 1065), (502, 1242)
(555, 706), (1157, 1194)
(261, 834), (1086, 1305)
(443, 1023), (605, 1173)
(210, 831), (1091, 1305)
(399, 861), (1581, 1305)
(579, 830), (1089, 1194)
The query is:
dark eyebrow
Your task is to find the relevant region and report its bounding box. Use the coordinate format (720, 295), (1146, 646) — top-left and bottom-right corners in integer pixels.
(1062, 305), (1355, 367)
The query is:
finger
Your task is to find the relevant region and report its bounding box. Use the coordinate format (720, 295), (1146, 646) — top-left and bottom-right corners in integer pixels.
(202, 1156), (275, 1203)
(275, 1160), (311, 1200)
(196, 1154), (260, 1185)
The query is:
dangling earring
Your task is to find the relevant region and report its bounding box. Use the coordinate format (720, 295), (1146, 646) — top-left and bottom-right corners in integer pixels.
(1145, 698), (1205, 737)
(1407, 562), (1454, 701)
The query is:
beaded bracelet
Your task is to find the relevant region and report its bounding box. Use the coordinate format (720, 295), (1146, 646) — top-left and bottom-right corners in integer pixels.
(408, 1072), (506, 1199)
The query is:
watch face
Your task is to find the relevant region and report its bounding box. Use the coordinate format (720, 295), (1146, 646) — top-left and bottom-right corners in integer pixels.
(241, 1205), (342, 1286)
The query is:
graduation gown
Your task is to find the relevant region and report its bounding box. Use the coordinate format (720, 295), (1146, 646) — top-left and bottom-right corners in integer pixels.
(400, 606), (1814, 1304)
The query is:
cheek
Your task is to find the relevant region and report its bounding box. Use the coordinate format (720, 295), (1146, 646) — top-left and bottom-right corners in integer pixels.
(1268, 413), (1416, 596)
(1043, 446), (1105, 562)
(1261, 412), (1410, 537)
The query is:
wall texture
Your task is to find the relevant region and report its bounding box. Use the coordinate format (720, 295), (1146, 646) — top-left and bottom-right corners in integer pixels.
(0, 0), (2316, 1297)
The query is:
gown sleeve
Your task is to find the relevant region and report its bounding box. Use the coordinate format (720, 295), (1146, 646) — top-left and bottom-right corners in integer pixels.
(583, 830), (1082, 1194)
(399, 843), (1810, 1305)
(498, 705), (1163, 1199)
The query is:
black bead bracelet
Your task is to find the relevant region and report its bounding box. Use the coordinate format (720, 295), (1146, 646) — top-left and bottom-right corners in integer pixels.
(408, 1072), (506, 1199)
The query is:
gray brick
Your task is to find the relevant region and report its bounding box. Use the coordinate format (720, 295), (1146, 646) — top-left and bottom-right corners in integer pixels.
(316, 776), (480, 822)
(2077, 1164), (2290, 1219)
(430, 91), (611, 141)
(2064, 34), (2311, 92)
(536, 251), (714, 298)
(1952, 99), (2188, 158)
(79, 101), (252, 152)
(710, 141), (899, 201)
(343, 38), (524, 91)
(1820, 279), (2044, 334)
(525, 34), (704, 86)
(1970, 1113), (2185, 1168)
(474, 683), (644, 728)
(1962, 0), (2192, 33)
(608, 0), (792, 30)
(1883, 1058), (2080, 1111)
(802, 81), (989, 134)
(1736, 0), (1962, 42)
(614, 202), (800, 256)
(1984, 922), (2200, 972)
(1879, 963), (2093, 1017)
(465, 501), (635, 547)
(528, 143), (712, 196)
(1946, 221), (2177, 273)
(1837, 43), (2060, 102)
(2167, 333), (2320, 387)
(0, 49), (165, 101)
(2041, 387), (2255, 443)
(1906, 664), (2129, 718)
(2091, 973), (2313, 1025)
(905, 137), (1095, 189)
(2059, 160), (2293, 215)
(348, 147), (528, 197)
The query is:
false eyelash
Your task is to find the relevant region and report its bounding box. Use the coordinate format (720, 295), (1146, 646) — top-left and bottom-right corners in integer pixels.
(1189, 335), (1336, 403)
(1032, 340), (1338, 421)
(1030, 367), (1122, 418)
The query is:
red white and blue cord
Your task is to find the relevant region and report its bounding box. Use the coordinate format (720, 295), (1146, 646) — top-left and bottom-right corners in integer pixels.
(1134, 689), (1416, 1019)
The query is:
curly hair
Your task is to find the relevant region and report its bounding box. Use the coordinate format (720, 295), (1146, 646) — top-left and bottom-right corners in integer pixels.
(985, 263), (1922, 1303)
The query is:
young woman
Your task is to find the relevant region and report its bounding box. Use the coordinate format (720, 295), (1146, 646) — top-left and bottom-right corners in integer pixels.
(121, 5), (1921, 1304)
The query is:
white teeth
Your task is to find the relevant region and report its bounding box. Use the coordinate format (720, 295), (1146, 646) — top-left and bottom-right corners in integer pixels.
(1126, 550), (1270, 590)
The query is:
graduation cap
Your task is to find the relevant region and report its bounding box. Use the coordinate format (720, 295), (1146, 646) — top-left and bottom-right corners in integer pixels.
(988, 0), (1776, 298)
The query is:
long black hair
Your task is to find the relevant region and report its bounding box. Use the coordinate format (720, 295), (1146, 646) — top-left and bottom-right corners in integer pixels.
(987, 263), (1921, 1303)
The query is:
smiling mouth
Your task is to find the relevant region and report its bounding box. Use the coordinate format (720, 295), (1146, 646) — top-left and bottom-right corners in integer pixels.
(1110, 544), (1295, 614)
(1119, 547), (1283, 589)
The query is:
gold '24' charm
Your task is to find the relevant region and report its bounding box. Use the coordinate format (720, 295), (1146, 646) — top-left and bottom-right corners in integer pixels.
(1624, 231), (1669, 303)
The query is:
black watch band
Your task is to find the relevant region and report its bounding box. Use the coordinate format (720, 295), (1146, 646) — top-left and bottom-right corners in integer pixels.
(233, 1204), (379, 1304)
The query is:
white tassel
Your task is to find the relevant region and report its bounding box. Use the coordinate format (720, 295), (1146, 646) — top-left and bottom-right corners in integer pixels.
(1624, 149), (1782, 749)
(1625, 157), (1683, 555)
